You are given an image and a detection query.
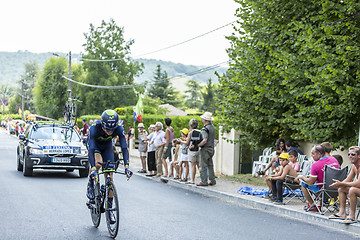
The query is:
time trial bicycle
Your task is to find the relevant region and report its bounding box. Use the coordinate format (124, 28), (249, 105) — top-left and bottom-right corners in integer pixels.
(86, 160), (132, 238)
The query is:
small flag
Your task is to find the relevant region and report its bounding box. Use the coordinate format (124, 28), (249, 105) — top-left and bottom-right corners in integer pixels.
(133, 95), (143, 123)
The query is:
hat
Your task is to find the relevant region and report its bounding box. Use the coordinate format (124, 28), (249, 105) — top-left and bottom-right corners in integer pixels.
(138, 123), (144, 128)
(200, 112), (214, 121)
(279, 153), (289, 160)
(180, 128), (189, 136)
(148, 124), (155, 130)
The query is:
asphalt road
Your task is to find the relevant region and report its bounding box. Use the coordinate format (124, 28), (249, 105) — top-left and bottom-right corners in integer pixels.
(0, 130), (358, 240)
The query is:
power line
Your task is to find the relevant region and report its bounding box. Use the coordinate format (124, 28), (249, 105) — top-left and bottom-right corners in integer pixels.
(80, 21), (235, 62)
(133, 21), (235, 58)
(62, 76), (137, 89)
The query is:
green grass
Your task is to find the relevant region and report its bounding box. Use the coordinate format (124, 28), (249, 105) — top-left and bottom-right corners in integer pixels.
(220, 174), (267, 187)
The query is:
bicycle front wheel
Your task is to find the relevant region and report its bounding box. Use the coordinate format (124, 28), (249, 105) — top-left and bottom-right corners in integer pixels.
(105, 181), (120, 239)
(90, 182), (101, 227)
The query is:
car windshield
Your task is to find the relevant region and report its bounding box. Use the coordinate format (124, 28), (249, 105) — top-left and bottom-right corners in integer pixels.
(30, 126), (81, 142)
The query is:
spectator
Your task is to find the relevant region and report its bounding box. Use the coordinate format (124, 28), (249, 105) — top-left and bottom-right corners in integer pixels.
(333, 154), (343, 167)
(151, 122), (166, 177)
(265, 153), (299, 204)
(144, 125), (156, 177)
(276, 138), (286, 153)
(171, 138), (182, 180)
(329, 146), (360, 224)
(185, 119), (201, 184)
(178, 128), (189, 182)
(15, 123), (19, 136)
(320, 141), (339, 163)
(161, 118), (175, 177)
(89, 119), (94, 126)
(196, 112), (216, 186)
(82, 119), (89, 136)
(285, 140), (304, 155)
(295, 145), (339, 211)
(126, 127), (135, 148)
(288, 149), (300, 172)
(137, 123), (148, 173)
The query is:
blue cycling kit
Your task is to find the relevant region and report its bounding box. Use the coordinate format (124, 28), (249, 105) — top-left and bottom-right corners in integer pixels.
(87, 120), (129, 168)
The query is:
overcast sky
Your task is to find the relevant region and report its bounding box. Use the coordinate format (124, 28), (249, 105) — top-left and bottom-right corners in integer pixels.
(0, 0), (238, 66)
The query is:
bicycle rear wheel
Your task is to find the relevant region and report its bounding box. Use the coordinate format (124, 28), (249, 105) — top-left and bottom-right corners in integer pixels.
(90, 181), (101, 227)
(105, 181), (120, 238)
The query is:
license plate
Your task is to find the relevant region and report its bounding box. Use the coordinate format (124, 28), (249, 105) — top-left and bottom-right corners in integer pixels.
(51, 157), (71, 163)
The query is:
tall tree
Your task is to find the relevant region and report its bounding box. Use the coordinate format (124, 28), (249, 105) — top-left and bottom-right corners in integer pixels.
(147, 64), (180, 106)
(81, 19), (143, 114)
(20, 62), (39, 113)
(33, 57), (68, 119)
(219, 0), (360, 147)
(184, 79), (202, 109)
(201, 78), (217, 113)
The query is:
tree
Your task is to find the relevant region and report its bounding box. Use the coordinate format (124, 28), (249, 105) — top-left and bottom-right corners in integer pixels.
(219, 0), (360, 147)
(33, 57), (68, 119)
(0, 85), (15, 114)
(147, 64), (181, 107)
(20, 62), (39, 113)
(81, 19), (143, 114)
(201, 78), (217, 113)
(184, 79), (202, 109)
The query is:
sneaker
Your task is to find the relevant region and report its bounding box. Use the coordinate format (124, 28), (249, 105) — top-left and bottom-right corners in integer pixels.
(86, 181), (95, 200)
(109, 211), (116, 224)
(274, 200), (283, 205)
(270, 197), (277, 201)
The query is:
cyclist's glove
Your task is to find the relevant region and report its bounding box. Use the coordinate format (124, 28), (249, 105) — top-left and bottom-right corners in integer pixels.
(125, 168), (133, 178)
(89, 168), (98, 180)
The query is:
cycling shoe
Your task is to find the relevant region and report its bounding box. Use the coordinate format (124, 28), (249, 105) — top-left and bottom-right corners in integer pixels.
(86, 181), (95, 200)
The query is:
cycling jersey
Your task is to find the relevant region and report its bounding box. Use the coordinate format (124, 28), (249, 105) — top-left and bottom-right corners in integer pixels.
(87, 120), (129, 168)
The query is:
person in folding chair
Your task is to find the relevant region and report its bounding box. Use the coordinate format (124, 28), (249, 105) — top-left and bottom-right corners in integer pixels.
(264, 153), (299, 204)
(296, 145), (339, 212)
(329, 146), (360, 224)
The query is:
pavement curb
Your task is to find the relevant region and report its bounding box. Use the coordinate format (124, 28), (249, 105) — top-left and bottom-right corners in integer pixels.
(133, 171), (360, 236)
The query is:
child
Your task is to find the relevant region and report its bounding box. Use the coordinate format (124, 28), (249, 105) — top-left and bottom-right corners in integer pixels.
(288, 149), (300, 172)
(265, 153), (299, 204)
(171, 138), (182, 179)
(178, 128), (189, 182)
(333, 154), (343, 167)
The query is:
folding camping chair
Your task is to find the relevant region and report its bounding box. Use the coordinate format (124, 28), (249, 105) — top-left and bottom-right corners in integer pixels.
(283, 160), (311, 204)
(305, 165), (348, 215)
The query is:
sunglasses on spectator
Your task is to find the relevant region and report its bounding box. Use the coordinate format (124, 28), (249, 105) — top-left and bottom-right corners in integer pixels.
(348, 152), (357, 156)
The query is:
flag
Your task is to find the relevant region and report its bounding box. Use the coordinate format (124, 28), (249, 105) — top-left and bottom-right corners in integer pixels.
(133, 95), (143, 123)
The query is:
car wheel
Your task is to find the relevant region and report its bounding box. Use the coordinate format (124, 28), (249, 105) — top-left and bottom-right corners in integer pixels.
(79, 166), (89, 178)
(23, 156), (33, 177)
(17, 149), (23, 172)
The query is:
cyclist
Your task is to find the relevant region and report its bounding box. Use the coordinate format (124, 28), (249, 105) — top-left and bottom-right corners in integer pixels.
(86, 109), (132, 223)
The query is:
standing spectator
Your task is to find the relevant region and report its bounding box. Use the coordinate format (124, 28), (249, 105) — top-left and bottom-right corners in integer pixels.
(145, 125), (157, 177)
(185, 119), (201, 184)
(178, 128), (190, 182)
(161, 118), (175, 177)
(151, 122), (166, 177)
(15, 123), (19, 136)
(137, 123), (148, 173)
(89, 119), (94, 126)
(196, 112), (216, 186)
(296, 145), (339, 211)
(285, 140), (304, 155)
(82, 119), (89, 136)
(126, 128), (135, 148)
(329, 146), (360, 224)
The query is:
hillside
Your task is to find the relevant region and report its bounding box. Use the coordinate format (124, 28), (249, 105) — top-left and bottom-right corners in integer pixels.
(0, 51), (227, 91)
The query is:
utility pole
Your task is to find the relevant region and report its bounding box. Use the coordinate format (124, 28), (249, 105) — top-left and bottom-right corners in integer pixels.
(21, 79), (24, 121)
(68, 51), (72, 100)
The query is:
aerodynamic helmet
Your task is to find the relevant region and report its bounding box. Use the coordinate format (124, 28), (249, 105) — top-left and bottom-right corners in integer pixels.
(101, 109), (119, 131)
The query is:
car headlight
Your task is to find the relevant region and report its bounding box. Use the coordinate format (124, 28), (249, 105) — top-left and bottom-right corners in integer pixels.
(81, 148), (88, 156)
(29, 148), (43, 154)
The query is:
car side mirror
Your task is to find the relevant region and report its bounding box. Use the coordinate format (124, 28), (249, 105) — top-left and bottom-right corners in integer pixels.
(19, 134), (26, 141)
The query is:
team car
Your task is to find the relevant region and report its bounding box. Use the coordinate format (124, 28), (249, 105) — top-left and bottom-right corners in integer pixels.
(17, 121), (89, 177)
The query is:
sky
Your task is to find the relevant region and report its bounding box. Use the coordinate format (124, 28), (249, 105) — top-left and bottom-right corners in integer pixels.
(0, 0), (238, 66)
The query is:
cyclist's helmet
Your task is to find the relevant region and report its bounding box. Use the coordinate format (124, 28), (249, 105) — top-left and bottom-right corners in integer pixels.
(101, 110), (119, 131)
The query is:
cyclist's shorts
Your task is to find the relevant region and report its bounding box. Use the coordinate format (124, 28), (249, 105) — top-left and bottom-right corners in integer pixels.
(88, 141), (114, 169)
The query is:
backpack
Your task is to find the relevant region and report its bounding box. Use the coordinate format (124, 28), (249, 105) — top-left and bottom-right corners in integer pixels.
(190, 130), (202, 151)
